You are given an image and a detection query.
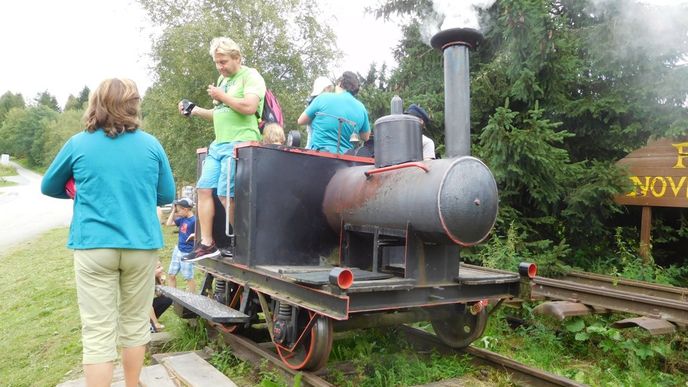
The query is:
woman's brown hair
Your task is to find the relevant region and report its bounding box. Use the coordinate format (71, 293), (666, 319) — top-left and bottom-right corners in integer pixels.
(83, 78), (141, 137)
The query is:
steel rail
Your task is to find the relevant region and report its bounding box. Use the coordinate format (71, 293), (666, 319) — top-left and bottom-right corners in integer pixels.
(205, 322), (334, 387)
(562, 271), (688, 302)
(531, 276), (688, 325)
(399, 325), (586, 387)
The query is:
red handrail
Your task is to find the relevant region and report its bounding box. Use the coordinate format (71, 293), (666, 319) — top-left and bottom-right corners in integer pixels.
(364, 162), (429, 178)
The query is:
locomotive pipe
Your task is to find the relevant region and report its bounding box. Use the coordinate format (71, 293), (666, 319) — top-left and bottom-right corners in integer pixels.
(431, 28), (484, 158)
(323, 157), (498, 246)
(329, 267), (354, 290)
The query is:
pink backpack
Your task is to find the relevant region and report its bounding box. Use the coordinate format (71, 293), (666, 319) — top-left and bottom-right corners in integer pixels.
(257, 89), (284, 132)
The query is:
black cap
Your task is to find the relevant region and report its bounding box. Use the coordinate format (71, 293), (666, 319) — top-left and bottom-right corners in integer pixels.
(173, 198), (194, 208)
(406, 104), (430, 126)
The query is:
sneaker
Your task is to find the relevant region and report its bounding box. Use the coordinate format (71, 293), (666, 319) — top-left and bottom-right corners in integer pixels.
(182, 243), (220, 262)
(220, 247), (233, 257)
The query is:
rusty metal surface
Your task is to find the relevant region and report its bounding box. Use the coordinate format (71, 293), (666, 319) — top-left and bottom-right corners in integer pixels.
(210, 326), (334, 387)
(611, 316), (677, 335)
(399, 325), (586, 387)
(563, 271), (688, 302)
(323, 157), (498, 246)
(531, 276), (688, 325)
(533, 301), (593, 321)
(458, 264), (520, 285)
(373, 114), (423, 167)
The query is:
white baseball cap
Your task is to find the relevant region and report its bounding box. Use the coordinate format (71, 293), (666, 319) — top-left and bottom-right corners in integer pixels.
(310, 76), (334, 96)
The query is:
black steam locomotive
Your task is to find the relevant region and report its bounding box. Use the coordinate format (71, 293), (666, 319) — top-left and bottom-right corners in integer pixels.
(161, 28), (535, 371)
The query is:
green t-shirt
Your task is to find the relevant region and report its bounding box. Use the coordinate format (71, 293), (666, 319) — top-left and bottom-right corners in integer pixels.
(214, 66), (266, 143)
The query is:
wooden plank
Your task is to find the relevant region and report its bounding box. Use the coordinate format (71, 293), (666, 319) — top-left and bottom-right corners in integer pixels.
(640, 206), (652, 263)
(138, 364), (178, 387)
(58, 365), (177, 387)
(162, 352), (237, 387)
(152, 349), (211, 364)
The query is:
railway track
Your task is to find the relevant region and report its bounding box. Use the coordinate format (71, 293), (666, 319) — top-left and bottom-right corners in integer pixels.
(205, 321), (583, 386)
(398, 325), (585, 387)
(531, 271), (688, 326)
(461, 263), (688, 327)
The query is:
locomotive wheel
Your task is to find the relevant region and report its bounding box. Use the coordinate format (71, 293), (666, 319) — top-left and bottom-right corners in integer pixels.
(214, 279), (244, 333)
(431, 306), (488, 348)
(275, 309), (333, 371)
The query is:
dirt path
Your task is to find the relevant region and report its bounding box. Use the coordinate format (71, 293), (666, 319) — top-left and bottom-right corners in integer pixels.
(0, 162), (72, 250)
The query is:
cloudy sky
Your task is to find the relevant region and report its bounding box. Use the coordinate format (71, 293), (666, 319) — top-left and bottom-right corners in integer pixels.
(0, 0), (403, 108)
(0, 0), (681, 108)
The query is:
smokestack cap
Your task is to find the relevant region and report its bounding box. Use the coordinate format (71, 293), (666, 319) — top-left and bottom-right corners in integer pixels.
(431, 28), (484, 51)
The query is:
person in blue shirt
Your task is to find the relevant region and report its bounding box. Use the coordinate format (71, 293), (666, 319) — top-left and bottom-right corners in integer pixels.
(297, 71), (371, 154)
(165, 197), (197, 293)
(41, 78), (175, 387)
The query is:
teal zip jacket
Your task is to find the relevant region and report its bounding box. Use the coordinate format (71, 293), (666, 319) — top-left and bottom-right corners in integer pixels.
(41, 129), (176, 250)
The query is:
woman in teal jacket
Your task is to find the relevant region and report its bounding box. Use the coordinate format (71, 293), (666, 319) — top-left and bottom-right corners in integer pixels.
(41, 78), (175, 387)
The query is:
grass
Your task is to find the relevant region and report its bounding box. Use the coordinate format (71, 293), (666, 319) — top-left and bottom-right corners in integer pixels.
(476, 306), (688, 386)
(0, 164), (18, 177)
(0, 224), (197, 386)
(0, 164), (18, 187)
(3, 225), (687, 386)
(327, 328), (475, 386)
(0, 228), (82, 386)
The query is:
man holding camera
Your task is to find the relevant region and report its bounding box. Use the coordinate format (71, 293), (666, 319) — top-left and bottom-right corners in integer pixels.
(178, 37), (266, 261)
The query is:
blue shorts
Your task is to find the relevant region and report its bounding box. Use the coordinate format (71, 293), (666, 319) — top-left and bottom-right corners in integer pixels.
(168, 246), (194, 280)
(197, 141), (236, 198)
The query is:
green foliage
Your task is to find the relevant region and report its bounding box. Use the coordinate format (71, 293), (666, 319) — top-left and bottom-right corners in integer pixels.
(478, 101), (573, 212)
(0, 164), (17, 177)
(328, 329), (472, 386)
(209, 349), (253, 380)
(33, 90), (61, 112)
(474, 221), (570, 276)
(0, 91), (25, 123)
(375, 0), (688, 268)
(64, 86), (90, 111)
(480, 309), (687, 386)
(42, 110), (85, 165)
(138, 0), (339, 183)
(580, 227), (688, 286)
(563, 317), (675, 375)
(257, 359), (288, 387)
(0, 105), (58, 166)
(0, 229), (82, 386)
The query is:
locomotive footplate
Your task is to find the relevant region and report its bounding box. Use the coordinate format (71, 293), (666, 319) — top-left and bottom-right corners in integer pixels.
(158, 285), (250, 323)
(195, 258), (524, 320)
(276, 267), (393, 286)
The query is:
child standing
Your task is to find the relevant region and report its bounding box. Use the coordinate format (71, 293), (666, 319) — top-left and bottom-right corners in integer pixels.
(165, 198), (197, 292)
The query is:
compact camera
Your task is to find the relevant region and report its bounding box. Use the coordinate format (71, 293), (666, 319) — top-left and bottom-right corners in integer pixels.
(181, 99), (196, 116)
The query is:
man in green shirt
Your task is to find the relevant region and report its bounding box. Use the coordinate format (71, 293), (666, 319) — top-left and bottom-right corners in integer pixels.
(179, 37), (266, 261)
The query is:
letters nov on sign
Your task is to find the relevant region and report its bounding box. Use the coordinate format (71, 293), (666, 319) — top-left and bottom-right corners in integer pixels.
(615, 139), (688, 208)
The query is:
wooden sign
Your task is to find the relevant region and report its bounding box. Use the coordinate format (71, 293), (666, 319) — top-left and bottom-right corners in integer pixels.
(615, 138), (688, 208)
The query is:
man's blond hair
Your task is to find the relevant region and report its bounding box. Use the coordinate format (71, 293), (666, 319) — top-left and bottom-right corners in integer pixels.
(209, 37), (241, 59)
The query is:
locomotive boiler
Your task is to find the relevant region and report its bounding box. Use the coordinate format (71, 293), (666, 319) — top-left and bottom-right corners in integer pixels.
(161, 27), (534, 371)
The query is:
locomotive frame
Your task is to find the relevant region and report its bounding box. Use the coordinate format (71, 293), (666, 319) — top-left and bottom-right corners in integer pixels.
(160, 27), (535, 372)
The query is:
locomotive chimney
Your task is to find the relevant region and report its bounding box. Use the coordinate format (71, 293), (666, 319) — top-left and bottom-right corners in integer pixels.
(431, 28), (484, 158)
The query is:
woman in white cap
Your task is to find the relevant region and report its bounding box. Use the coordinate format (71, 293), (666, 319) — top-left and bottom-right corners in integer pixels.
(305, 76), (334, 148)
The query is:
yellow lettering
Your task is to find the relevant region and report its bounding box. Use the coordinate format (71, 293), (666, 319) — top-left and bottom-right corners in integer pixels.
(627, 176), (650, 197)
(672, 142), (688, 168)
(651, 177), (667, 197)
(668, 176), (686, 197)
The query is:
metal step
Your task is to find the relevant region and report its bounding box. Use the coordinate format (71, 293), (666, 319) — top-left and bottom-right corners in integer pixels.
(158, 285), (249, 324)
